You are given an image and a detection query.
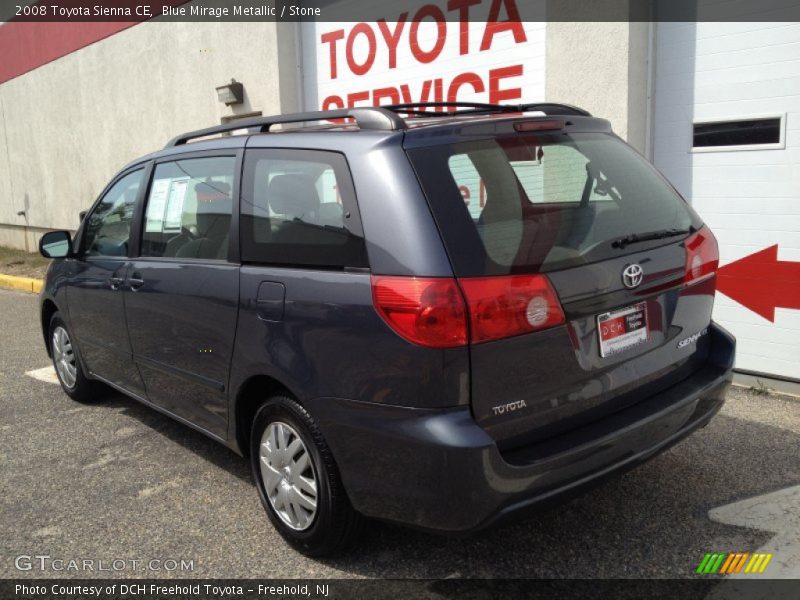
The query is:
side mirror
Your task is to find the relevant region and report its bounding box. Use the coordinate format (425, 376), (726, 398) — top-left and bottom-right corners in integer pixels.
(79, 210), (87, 222)
(39, 230), (73, 259)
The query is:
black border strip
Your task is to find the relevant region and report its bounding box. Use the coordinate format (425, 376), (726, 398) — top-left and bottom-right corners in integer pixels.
(3, 0), (800, 22)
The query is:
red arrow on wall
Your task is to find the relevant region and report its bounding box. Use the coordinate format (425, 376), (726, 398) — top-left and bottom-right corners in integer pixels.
(716, 245), (800, 322)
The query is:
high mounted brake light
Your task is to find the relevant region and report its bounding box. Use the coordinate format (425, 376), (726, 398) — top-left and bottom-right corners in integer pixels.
(513, 120), (564, 132)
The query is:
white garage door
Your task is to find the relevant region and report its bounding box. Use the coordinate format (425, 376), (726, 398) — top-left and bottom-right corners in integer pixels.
(301, 1), (546, 112)
(654, 22), (800, 380)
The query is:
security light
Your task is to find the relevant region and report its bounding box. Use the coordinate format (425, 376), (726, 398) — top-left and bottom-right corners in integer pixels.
(215, 79), (244, 105)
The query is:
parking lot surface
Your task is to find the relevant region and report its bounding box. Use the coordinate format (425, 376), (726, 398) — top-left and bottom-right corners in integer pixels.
(2, 288), (799, 579)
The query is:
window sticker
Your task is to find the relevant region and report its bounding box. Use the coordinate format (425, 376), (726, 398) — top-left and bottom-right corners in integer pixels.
(145, 179), (170, 232)
(164, 177), (189, 231)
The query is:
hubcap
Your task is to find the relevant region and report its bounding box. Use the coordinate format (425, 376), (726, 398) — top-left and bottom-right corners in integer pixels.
(52, 326), (77, 389)
(259, 421), (318, 531)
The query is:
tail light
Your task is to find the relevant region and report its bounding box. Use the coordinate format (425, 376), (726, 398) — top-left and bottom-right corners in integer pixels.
(684, 225), (719, 286)
(371, 276), (468, 348)
(372, 274), (565, 347)
(459, 275), (565, 343)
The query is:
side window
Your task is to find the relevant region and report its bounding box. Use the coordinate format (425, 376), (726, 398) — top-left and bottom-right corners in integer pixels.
(141, 156), (236, 260)
(83, 169), (143, 257)
(241, 149), (368, 269)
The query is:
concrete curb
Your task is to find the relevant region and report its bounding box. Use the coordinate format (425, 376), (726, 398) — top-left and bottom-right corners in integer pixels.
(0, 273), (43, 294)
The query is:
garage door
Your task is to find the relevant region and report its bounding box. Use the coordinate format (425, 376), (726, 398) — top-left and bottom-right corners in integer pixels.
(301, 1), (546, 112)
(654, 22), (800, 380)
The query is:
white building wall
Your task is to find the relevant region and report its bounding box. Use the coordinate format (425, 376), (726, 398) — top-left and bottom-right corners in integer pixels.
(654, 22), (800, 379)
(0, 21), (300, 247)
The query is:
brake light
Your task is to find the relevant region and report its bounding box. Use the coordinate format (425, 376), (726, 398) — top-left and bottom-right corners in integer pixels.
(459, 275), (565, 344)
(513, 119), (564, 132)
(371, 276), (468, 348)
(684, 225), (719, 286)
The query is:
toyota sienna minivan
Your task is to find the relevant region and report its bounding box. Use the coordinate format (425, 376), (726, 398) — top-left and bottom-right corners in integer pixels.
(38, 102), (735, 556)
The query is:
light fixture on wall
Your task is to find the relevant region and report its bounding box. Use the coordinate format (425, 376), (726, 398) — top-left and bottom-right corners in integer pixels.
(215, 79), (244, 106)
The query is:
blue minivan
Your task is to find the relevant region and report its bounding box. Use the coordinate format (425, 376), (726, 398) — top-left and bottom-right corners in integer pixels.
(38, 103), (735, 556)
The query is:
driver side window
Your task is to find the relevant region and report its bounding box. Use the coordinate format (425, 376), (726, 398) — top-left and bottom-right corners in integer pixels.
(83, 169), (143, 257)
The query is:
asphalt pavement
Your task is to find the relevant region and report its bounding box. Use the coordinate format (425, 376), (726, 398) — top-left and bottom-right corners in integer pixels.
(2, 287), (799, 579)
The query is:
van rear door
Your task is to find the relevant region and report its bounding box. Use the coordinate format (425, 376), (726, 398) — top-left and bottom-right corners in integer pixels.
(406, 119), (719, 449)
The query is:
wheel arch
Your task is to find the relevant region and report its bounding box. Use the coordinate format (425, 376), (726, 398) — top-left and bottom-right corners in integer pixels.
(41, 298), (59, 357)
(233, 374), (296, 457)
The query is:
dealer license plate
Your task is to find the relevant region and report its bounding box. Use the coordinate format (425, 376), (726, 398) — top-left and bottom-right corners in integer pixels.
(597, 302), (648, 357)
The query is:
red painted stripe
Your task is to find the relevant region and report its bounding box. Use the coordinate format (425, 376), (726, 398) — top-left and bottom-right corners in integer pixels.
(0, 1), (189, 85)
(0, 21), (140, 84)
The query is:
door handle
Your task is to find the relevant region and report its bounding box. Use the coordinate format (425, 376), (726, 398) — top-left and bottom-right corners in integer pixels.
(128, 273), (144, 291)
(109, 276), (125, 290)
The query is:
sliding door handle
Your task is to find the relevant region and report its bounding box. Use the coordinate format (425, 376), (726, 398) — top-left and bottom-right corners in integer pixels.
(128, 274), (145, 291)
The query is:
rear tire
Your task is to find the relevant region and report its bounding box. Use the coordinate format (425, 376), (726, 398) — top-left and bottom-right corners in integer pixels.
(250, 395), (363, 556)
(49, 312), (104, 403)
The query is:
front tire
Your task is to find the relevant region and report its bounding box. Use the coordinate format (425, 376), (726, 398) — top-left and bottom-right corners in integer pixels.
(250, 395), (363, 556)
(49, 312), (103, 403)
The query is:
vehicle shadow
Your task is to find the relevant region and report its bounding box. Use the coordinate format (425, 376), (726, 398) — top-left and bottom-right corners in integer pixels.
(94, 388), (799, 578)
(98, 389), (253, 485)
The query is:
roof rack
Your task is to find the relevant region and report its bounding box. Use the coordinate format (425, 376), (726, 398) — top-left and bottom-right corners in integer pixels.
(384, 102), (591, 117)
(164, 107), (407, 148)
(164, 102), (592, 148)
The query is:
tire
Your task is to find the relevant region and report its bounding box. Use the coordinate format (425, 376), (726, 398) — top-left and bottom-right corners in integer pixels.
(49, 312), (104, 403)
(250, 395), (363, 556)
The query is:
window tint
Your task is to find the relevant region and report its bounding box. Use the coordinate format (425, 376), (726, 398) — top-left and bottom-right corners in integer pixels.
(241, 149), (368, 269)
(449, 144), (612, 221)
(141, 156), (236, 260)
(409, 133), (700, 276)
(693, 118), (782, 148)
(84, 169), (143, 257)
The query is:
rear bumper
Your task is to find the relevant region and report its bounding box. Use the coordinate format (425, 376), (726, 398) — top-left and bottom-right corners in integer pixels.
(308, 321), (735, 533)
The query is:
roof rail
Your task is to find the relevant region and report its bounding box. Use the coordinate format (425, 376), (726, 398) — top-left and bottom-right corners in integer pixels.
(164, 107), (407, 148)
(384, 102), (591, 117)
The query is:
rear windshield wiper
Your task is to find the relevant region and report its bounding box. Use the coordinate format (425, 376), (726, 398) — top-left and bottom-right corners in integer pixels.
(611, 228), (691, 249)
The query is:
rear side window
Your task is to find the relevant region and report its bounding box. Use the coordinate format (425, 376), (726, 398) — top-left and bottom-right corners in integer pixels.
(140, 156), (236, 260)
(241, 149), (368, 269)
(409, 132), (701, 276)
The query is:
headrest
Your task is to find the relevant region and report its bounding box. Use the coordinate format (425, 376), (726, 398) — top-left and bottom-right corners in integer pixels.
(267, 175), (320, 218)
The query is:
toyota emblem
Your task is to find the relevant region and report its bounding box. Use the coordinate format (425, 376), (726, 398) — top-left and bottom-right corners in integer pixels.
(622, 264), (644, 289)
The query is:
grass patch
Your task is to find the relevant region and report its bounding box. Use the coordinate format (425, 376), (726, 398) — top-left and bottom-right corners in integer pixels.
(0, 245), (50, 279)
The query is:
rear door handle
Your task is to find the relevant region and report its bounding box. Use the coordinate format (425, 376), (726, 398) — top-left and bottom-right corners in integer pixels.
(128, 273), (144, 291)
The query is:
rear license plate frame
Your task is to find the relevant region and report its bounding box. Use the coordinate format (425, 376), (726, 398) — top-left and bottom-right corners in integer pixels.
(597, 302), (649, 358)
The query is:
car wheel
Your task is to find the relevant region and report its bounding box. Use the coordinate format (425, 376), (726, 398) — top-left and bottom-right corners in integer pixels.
(250, 395), (363, 556)
(49, 312), (103, 403)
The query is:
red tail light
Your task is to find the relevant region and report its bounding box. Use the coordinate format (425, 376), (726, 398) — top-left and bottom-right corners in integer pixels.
(459, 274), (565, 344)
(371, 276), (468, 348)
(684, 225), (719, 286)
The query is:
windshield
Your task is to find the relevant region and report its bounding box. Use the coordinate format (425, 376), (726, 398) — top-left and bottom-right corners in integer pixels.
(407, 132), (701, 276)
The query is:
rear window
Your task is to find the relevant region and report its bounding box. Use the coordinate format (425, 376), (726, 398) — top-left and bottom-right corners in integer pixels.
(408, 132), (701, 276)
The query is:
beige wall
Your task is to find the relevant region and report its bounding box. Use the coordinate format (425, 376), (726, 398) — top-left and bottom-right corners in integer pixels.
(0, 17), (653, 252)
(0, 21), (301, 250)
(545, 19), (651, 154)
